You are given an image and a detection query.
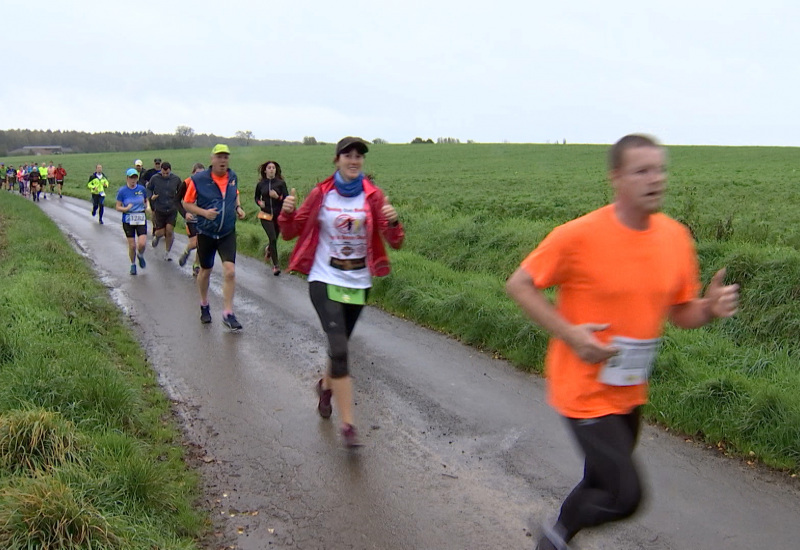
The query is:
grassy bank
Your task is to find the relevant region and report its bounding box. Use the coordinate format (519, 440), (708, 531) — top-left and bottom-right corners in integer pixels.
(0, 193), (204, 548)
(4, 143), (799, 470)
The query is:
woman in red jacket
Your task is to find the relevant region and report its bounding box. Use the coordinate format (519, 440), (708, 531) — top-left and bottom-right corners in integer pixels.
(279, 137), (404, 448)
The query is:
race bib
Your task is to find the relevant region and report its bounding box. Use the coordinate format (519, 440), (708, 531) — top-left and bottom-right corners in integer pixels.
(128, 212), (146, 225)
(257, 211), (273, 221)
(327, 284), (366, 305)
(597, 336), (661, 386)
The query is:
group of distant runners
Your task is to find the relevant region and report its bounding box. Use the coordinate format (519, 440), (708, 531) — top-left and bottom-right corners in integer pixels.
(106, 138), (403, 448)
(2, 160), (66, 199)
(15, 134), (741, 548)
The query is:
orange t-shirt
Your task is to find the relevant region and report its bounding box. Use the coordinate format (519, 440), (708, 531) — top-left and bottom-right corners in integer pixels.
(520, 204), (700, 418)
(182, 172), (238, 203)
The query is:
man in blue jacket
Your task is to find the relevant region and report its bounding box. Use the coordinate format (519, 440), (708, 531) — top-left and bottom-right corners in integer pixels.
(181, 144), (247, 330)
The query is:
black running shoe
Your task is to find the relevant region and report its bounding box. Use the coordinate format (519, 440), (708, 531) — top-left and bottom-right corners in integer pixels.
(222, 313), (242, 331)
(200, 305), (212, 324)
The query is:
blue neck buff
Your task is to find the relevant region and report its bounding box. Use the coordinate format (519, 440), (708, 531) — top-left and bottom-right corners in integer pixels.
(333, 170), (364, 197)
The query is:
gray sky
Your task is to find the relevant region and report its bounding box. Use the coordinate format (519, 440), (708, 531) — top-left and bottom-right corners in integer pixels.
(4, 1), (798, 145)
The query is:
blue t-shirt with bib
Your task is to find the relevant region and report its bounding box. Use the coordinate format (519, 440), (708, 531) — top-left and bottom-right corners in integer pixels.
(116, 185), (148, 224)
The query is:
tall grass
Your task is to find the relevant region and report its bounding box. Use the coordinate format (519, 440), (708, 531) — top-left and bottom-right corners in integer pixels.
(0, 194), (204, 548)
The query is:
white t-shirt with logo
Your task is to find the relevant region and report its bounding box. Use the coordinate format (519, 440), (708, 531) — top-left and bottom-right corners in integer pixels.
(308, 191), (372, 289)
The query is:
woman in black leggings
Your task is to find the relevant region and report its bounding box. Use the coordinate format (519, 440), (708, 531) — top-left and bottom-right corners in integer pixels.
(278, 137), (404, 447)
(254, 161), (288, 275)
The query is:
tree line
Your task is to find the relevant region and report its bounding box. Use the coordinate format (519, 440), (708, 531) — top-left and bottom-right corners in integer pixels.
(0, 128), (299, 156)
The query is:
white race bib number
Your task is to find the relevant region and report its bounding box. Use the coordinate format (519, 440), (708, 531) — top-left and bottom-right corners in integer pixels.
(597, 336), (661, 386)
(128, 212), (146, 225)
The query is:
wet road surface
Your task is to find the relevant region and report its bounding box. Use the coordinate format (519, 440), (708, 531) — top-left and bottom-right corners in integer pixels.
(40, 196), (800, 549)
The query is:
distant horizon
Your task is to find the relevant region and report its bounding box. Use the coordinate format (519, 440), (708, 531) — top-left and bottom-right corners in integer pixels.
(2, 128), (797, 150)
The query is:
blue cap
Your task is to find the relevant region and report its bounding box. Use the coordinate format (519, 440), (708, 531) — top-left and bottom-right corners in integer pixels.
(126, 168), (139, 178)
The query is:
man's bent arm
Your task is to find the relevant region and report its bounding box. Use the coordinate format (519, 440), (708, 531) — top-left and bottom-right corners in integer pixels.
(506, 267), (618, 364)
(506, 267), (574, 341)
(668, 299), (713, 329)
(182, 200), (205, 218)
(669, 268), (739, 329)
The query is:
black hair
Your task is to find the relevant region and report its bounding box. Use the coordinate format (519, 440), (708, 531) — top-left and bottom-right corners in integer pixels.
(258, 160), (284, 181)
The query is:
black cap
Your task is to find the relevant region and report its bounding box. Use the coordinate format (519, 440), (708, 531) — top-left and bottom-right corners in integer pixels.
(154, 158), (162, 163)
(335, 137), (369, 156)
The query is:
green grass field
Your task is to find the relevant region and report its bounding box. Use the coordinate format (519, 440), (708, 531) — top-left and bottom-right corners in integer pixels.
(3, 142), (799, 471)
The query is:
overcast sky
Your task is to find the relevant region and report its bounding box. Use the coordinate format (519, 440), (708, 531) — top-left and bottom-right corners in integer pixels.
(3, 1), (798, 146)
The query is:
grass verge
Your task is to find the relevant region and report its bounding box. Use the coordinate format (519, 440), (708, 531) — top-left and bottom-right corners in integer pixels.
(0, 192), (204, 548)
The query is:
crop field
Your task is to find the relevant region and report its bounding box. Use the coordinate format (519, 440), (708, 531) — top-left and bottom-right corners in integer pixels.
(4, 142), (799, 470)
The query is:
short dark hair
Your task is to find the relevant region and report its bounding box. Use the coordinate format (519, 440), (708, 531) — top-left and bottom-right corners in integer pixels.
(608, 134), (660, 170)
(161, 161), (171, 170)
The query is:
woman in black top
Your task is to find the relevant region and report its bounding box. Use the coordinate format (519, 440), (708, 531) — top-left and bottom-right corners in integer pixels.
(254, 160), (288, 275)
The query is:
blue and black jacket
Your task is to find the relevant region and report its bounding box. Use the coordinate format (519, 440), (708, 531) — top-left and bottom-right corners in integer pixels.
(191, 168), (239, 238)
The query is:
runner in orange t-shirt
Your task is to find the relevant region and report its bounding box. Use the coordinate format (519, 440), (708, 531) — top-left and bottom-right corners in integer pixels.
(506, 134), (739, 550)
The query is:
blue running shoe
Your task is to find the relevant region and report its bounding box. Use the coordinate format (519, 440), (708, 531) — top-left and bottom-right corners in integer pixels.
(130, 264), (137, 276)
(222, 313), (242, 331)
(138, 254), (146, 269)
(200, 305), (212, 324)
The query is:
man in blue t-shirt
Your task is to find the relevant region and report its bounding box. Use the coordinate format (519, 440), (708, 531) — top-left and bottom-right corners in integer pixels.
(115, 168), (151, 275)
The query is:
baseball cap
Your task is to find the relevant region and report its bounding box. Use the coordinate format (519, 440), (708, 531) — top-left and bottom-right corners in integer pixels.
(126, 168), (139, 178)
(211, 143), (231, 155)
(134, 159), (143, 166)
(335, 136), (369, 156)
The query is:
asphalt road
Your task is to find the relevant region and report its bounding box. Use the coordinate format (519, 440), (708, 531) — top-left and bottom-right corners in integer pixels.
(40, 196), (800, 550)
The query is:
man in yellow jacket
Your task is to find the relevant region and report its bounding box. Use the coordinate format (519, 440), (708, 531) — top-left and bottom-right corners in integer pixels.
(87, 164), (110, 224)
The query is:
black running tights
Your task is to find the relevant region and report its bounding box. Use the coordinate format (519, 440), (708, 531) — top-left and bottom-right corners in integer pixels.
(309, 281), (367, 379)
(260, 219), (281, 267)
(557, 408), (643, 541)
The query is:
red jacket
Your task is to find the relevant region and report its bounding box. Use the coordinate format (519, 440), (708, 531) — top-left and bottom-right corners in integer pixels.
(278, 176), (404, 277)
(54, 167), (67, 180)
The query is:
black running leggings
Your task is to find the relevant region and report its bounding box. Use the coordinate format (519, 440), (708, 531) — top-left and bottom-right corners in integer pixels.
(557, 408), (643, 541)
(260, 219), (281, 267)
(309, 281), (367, 379)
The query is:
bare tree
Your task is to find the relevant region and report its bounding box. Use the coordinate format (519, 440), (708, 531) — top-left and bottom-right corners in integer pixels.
(175, 125), (195, 138)
(174, 125), (195, 148)
(235, 130), (255, 145)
